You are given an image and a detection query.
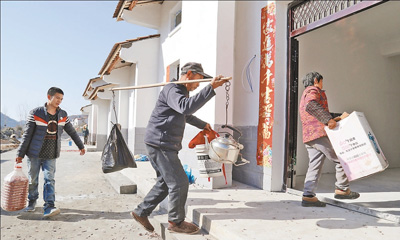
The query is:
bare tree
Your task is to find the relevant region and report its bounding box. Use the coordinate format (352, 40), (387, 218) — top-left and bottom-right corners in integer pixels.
(18, 103), (29, 123)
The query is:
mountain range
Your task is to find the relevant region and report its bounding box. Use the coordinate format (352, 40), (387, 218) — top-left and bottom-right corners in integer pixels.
(1, 112), (25, 128)
(1, 112), (87, 129)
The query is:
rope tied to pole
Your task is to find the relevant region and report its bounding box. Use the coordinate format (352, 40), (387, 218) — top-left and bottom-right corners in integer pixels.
(112, 90), (118, 124)
(225, 81), (231, 126)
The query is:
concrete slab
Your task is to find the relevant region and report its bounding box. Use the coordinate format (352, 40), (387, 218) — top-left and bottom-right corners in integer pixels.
(86, 145), (98, 152)
(118, 161), (399, 240)
(150, 212), (217, 240)
(103, 171), (137, 194)
(293, 168), (400, 223)
(187, 182), (398, 240)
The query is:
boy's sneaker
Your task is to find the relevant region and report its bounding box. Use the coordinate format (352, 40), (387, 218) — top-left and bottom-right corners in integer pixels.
(334, 188), (360, 199)
(168, 221), (200, 235)
(25, 200), (36, 212)
(301, 196), (326, 207)
(43, 207), (60, 217)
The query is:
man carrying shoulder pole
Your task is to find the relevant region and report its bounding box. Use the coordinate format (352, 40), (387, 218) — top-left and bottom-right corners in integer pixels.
(131, 62), (229, 234)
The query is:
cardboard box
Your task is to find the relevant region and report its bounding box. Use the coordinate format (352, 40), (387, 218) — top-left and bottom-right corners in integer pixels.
(325, 111), (388, 181)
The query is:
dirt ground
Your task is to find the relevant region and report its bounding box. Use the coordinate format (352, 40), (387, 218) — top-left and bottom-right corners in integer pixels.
(0, 145), (162, 240)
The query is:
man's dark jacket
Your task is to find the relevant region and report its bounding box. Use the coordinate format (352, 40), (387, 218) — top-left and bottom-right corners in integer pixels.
(17, 104), (84, 159)
(144, 80), (216, 151)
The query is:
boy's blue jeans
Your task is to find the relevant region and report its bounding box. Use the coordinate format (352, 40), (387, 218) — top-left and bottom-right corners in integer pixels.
(27, 157), (56, 209)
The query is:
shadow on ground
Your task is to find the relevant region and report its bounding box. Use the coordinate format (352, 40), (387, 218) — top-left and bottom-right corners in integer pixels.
(188, 199), (400, 231)
(1, 208), (132, 222)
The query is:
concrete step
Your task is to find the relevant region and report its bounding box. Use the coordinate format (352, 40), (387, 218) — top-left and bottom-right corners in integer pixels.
(108, 161), (399, 240)
(148, 211), (217, 240)
(287, 188), (400, 224)
(103, 171), (137, 194)
(85, 145), (98, 152)
(120, 163), (218, 239)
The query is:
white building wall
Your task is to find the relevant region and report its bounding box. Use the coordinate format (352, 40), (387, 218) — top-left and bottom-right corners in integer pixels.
(158, 1), (220, 125)
(117, 1), (291, 190)
(103, 67), (131, 140)
(91, 99), (110, 151)
(119, 37), (160, 154)
(271, 1), (291, 191)
(231, 1), (290, 191)
(120, 38), (160, 128)
(149, 1), (238, 188)
(159, 1), (182, 74)
(121, 2), (162, 29)
(215, 1), (235, 125)
(128, 65), (137, 150)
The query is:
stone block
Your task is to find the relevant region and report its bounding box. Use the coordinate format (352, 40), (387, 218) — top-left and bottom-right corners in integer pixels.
(104, 171), (137, 194)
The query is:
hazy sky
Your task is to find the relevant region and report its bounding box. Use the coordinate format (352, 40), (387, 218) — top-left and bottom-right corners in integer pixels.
(1, 1), (156, 121)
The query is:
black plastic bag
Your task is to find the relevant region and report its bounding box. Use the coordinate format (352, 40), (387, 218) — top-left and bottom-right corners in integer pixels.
(101, 124), (137, 173)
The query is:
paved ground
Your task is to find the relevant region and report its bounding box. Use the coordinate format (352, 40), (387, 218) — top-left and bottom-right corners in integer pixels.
(0, 141), (161, 240)
(2, 140), (399, 240)
(294, 168), (400, 218)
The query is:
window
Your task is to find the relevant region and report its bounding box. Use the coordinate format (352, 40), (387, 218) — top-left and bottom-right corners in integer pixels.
(170, 3), (182, 32)
(166, 60), (180, 82)
(174, 10), (182, 28)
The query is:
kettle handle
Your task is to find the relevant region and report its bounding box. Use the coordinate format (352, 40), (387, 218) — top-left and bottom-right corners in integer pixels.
(221, 125), (242, 137)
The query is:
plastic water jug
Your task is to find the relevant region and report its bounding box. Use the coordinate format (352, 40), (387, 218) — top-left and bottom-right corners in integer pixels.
(1, 163), (29, 211)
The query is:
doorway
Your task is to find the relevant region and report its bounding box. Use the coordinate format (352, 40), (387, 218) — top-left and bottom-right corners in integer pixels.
(286, 0), (400, 223)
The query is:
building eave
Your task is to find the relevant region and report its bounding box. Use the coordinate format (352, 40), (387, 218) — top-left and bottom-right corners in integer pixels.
(80, 104), (92, 112)
(88, 83), (118, 100)
(98, 34), (160, 77)
(82, 77), (102, 97)
(113, 0), (164, 21)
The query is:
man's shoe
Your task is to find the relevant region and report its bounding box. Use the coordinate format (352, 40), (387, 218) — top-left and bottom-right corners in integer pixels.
(43, 207), (60, 217)
(130, 212), (154, 232)
(168, 221), (200, 235)
(301, 196), (326, 207)
(334, 188), (360, 199)
(25, 200), (36, 212)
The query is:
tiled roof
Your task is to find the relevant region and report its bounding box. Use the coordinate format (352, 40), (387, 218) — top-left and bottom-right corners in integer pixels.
(113, 0), (164, 21)
(82, 77), (117, 101)
(88, 83), (118, 100)
(98, 34), (160, 76)
(82, 77), (102, 97)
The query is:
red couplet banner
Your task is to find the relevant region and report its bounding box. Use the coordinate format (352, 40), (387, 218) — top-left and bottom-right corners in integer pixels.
(257, 2), (276, 167)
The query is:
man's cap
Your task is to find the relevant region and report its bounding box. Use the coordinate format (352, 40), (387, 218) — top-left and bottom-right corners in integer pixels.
(181, 62), (212, 79)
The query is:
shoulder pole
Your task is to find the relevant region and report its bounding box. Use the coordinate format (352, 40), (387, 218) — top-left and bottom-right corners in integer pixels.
(110, 77), (232, 91)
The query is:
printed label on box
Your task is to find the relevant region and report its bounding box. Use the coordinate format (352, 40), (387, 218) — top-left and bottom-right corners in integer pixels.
(325, 111), (388, 181)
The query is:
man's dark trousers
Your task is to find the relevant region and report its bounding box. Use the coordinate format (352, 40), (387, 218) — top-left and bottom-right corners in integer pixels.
(133, 144), (189, 223)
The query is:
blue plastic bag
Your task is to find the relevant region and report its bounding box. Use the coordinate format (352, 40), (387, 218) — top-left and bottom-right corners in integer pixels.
(134, 154), (149, 161)
(183, 164), (195, 184)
